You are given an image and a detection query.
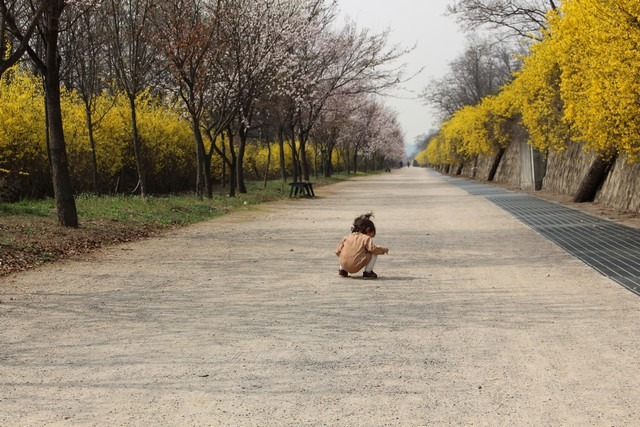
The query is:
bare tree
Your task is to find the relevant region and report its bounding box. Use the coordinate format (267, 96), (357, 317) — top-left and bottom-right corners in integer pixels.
(202, 83), (241, 197)
(421, 38), (519, 120)
(218, 0), (306, 194)
(0, 1), (50, 74)
(309, 94), (346, 178)
(103, 0), (162, 198)
(335, 94), (383, 174)
(365, 105), (406, 168)
(446, 0), (559, 42)
(153, 0), (221, 199)
(63, 4), (111, 193)
(266, 0), (337, 182)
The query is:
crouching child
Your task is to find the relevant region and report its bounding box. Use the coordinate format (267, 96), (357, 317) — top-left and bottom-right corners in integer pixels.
(335, 213), (389, 279)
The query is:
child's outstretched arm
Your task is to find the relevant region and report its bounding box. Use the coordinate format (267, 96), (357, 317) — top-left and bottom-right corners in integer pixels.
(367, 240), (389, 255)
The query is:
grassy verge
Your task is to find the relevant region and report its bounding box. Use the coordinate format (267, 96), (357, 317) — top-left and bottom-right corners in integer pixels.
(0, 174), (352, 277)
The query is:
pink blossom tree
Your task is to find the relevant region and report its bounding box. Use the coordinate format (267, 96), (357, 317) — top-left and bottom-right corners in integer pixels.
(334, 94), (405, 174)
(284, 18), (409, 181)
(215, 0), (309, 194)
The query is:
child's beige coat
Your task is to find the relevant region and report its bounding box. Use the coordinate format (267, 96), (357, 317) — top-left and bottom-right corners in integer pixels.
(335, 232), (388, 274)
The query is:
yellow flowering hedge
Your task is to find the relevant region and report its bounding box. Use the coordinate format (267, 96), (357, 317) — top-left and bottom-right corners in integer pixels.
(1, 70), (197, 196)
(555, 0), (640, 161)
(0, 69), (330, 199)
(417, 85), (518, 166)
(422, 0), (640, 166)
(0, 70), (49, 197)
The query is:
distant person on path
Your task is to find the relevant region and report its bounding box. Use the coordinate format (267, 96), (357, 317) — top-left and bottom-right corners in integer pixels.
(336, 213), (389, 279)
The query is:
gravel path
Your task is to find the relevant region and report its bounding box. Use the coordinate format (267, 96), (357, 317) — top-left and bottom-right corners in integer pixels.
(2, 168), (639, 426)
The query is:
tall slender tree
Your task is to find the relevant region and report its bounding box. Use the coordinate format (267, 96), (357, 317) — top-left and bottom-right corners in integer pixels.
(63, 4), (111, 193)
(153, 0), (220, 199)
(421, 38), (519, 121)
(103, 0), (161, 198)
(1, 0), (79, 227)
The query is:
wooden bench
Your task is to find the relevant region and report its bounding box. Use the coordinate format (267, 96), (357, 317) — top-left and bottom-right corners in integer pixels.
(288, 181), (315, 197)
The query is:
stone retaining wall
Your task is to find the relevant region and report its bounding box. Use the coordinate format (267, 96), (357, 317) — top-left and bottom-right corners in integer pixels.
(439, 130), (640, 213)
(597, 156), (640, 212)
(542, 144), (595, 197)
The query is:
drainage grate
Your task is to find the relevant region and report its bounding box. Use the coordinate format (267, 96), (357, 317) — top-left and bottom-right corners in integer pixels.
(446, 177), (640, 296)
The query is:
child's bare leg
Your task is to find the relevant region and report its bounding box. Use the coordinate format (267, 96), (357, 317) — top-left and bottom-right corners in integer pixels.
(364, 255), (377, 273)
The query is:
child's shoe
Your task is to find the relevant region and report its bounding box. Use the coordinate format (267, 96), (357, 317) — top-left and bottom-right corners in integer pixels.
(363, 271), (378, 279)
(338, 269), (349, 277)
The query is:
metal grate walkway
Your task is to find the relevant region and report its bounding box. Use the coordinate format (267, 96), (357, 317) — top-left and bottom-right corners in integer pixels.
(445, 176), (640, 296)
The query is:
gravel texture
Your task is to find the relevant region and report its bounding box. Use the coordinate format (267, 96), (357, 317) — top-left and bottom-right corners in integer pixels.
(2, 167), (639, 426)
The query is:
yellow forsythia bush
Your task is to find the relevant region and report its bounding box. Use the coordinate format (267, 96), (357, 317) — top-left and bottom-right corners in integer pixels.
(554, 0), (640, 161)
(427, 0), (640, 167)
(0, 69), (198, 198)
(0, 69), (50, 199)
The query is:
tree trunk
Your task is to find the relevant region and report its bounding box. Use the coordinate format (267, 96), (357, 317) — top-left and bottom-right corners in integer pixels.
(263, 142), (271, 188)
(353, 150), (358, 174)
(84, 103), (100, 193)
(191, 116), (207, 199)
(344, 147), (350, 174)
(45, 2), (78, 227)
(299, 133), (309, 181)
(488, 148), (505, 181)
(573, 154), (615, 203)
(236, 126), (247, 193)
(127, 94), (147, 198)
(278, 127), (287, 182)
(288, 126), (299, 182)
(221, 136), (226, 186)
(324, 147), (333, 178)
(227, 131), (237, 197)
(203, 154), (213, 199)
(290, 144), (299, 181)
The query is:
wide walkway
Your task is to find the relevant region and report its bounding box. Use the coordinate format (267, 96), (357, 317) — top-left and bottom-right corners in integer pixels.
(445, 173), (640, 295)
(2, 167), (640, 426)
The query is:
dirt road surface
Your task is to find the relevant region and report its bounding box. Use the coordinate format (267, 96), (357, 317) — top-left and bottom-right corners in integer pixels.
(2, 168), (639, 426)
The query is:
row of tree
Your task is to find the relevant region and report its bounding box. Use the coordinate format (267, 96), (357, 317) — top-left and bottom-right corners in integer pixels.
(416, 0), (639, 202)
(1, 69), (405, 201)
(1, 0), (408, 227)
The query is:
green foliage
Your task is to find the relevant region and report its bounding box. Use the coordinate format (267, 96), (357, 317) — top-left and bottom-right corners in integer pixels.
(0, 198), (53, 216)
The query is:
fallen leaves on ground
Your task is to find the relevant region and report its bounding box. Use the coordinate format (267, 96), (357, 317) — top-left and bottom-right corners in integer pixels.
(0, 217), (168, 277)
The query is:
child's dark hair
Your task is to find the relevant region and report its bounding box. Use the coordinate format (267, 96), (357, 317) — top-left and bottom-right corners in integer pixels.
(351, 212), (376, 234)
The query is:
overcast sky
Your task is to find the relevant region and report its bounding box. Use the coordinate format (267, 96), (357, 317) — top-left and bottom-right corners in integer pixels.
(337, 0), (466, 154)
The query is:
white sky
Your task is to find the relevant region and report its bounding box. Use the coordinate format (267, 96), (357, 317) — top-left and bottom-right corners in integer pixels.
(337, 0), (466, 154)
